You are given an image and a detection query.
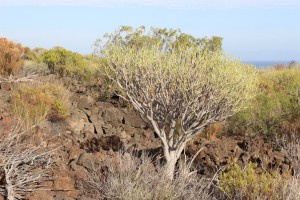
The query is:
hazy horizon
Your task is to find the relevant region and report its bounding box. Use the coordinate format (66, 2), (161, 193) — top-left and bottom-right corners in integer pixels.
(1, 0), (299, 61)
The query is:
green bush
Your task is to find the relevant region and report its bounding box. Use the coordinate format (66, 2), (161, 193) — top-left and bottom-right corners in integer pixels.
(42, 47), (97, 83)
(226, 68), (300, 138)
(23, 47), (42, 62)
(12, 82), (70, 126)
(219, 161), (283, 200)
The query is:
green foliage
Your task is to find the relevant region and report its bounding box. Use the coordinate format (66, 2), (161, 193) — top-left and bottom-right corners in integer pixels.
(12, 82), (70, 127)
(98, 25), (223, 53)
(219, 161), (283, 200)
(23, 47), (42, 62)
(42, 47), (97, 83)
(227, 68), (300, 138)
(0, 37), (24, 76)
(95, 26), (225, 100)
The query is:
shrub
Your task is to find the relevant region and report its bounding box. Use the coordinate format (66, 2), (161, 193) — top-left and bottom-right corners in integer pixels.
(0, 37), (24, 76)
(219, 161), (283, 200)
(41, 47), (97, 83)
(226, 68), (300, 138)
(12, 82), (70, 126)
(22, 60), (50, 76)
(0, 122), (54, 200)
(22, 47), (42, 62)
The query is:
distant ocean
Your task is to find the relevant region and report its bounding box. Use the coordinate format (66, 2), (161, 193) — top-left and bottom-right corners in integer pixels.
(243, 61), (292, 68)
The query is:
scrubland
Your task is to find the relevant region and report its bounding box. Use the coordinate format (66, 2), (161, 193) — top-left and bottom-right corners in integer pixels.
(0, 28), (300, 199)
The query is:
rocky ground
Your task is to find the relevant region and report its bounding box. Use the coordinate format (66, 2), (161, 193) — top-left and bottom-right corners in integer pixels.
(0, 76), (295, 200)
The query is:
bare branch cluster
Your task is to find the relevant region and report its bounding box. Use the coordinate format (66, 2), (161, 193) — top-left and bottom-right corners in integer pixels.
(0, 72), (37, 83)
(0, 121), (54, 200)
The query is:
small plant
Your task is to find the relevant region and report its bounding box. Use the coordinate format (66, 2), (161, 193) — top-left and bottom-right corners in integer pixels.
(0, 37), (24, 76)
(12, 82), (70, 126)
(219, 161), (283, 200)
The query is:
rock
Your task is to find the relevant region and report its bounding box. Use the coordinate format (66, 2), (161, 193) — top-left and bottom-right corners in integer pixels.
(93, 120), (104, 136)
(55, 194), (75, 200)
(83, 123), (95, 134)
(123, 110), (145, 128)
(143, 129), (154, 139)
(77, 153), (100, 171)
(77, 96), (94, 110)
(66, 109), (89, 134)
(28, 191), (55, 200)
(102, 107), (123, 126)
(102, 124), (115, 135)
(99, 135), (123, 151)
(0, 82), (13, 91)
(187, 136), (294, 176)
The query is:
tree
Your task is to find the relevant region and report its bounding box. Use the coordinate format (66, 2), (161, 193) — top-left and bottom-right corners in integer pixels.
(98, 26), (258, 179)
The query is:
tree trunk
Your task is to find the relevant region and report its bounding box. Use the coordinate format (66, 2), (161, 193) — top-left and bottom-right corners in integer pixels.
(163, 142), (187, 180)
(6, 185), (15, 200)
(164, 150), (177, 180)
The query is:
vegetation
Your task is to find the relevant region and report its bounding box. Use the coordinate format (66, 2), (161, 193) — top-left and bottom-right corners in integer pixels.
(99, 26), (258, 179)
(12, 82), (70, 126)
(2, 28), (300, 199)
(98, 26), (223, 53)
(79, 152), (215, 200)
(0, 37), (24, 76)
(218, 160), (300, 200)
(42, 46), (98, 83)
(227, 67), (300, 138)
(22, 47), (42, 63)
(219, 161), (282, 199)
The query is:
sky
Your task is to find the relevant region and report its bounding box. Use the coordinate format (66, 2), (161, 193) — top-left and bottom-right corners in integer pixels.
(0, 0), (300, 61)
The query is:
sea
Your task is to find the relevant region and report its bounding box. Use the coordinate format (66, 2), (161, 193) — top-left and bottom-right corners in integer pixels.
(243, 61), (293, 69)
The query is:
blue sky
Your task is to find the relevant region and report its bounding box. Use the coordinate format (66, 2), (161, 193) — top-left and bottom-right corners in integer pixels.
(0, 0), (299, 61)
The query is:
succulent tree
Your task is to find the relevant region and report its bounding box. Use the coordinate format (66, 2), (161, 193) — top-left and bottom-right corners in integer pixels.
(98, 26), (258, 179)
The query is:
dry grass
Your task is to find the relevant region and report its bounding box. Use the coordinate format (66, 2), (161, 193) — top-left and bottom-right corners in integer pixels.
(78, 152), (216, 200)
(12, 81), (70, 127)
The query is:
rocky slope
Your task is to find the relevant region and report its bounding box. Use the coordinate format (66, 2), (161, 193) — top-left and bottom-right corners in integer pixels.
(0, 77), (295, 200)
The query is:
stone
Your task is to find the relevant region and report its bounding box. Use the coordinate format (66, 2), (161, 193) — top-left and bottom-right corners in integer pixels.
(93, 120), (104, 136)
(77, 95), (94, 110)
(77, 152), (100, 171)
(123, 111), (145, 128)
(28, 191), (55, 200)
(143, 129), (154, 139)
(83, 123), (95, 134)
(102, 107), (123, 126)
(102, 124), (115, 135)
(55, 194), (75, 200)
(0, 82), (13, 91)
(99, 135), (123, 151)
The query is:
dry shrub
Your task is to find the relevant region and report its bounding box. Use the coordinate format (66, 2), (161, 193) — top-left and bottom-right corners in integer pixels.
(12, 82), (70, 127)
(0, 38), (24, 76)
(78, 152), (216, 200)
(0, 120), (55, 200)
